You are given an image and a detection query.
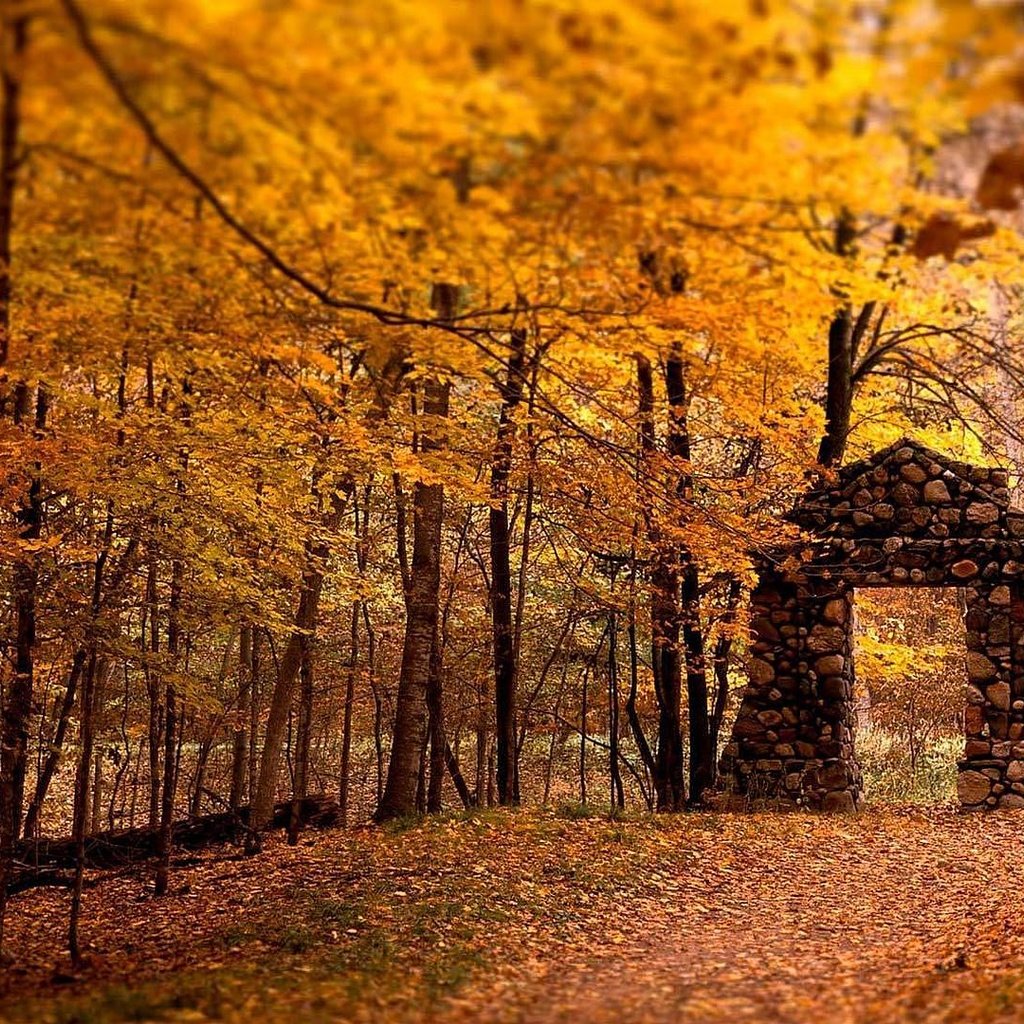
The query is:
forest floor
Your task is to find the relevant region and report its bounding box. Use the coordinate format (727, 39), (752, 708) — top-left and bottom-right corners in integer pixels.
(2, 805), (1023, 1024)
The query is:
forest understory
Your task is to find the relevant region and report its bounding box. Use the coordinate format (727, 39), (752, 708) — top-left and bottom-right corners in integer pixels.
(2, 806), (1022, 1024)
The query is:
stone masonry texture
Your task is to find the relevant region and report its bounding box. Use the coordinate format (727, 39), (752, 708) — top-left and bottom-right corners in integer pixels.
(720, 437), (1024, 811)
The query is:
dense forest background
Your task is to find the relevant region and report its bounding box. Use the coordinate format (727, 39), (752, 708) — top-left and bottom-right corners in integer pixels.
(4, 0), (1024, 976)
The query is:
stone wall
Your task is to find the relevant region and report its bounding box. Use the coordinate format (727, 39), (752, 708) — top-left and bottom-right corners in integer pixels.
(958, 584), (1024, 809)
(720, 574), (861, 811)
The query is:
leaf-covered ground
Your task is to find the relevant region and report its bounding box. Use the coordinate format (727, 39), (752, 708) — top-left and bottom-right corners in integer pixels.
(2, 807), (1023, 1023)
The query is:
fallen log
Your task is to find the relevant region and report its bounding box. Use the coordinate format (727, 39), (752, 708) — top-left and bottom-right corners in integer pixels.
(9, 794), (340, 894)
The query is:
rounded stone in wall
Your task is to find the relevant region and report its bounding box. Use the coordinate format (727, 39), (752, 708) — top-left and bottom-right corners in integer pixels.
(952, 559), (979, 579)
(731, 716), (763, 738)
(815, 654), (845, 676)
(820, 677), (848, 701)
(822, 790), (856, 813)
(821, 598), (848, 624)
(986, 682), (1012, 711)
(806, 626), (847, 653)
(966, 652), (997, 683)
(957, 770), (994, 806)
(899, 463), (927, 483)
(910, 508), (931, 528)
(967, 502), (1000, 525)
(923, 479), (951, 503)
(964, 704), (986, 735)
(819, 761), (850, 789)
(892, 482), (918, 507)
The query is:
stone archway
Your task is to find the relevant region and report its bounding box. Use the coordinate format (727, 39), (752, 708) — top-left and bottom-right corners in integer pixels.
(720, 438), (1024, 811)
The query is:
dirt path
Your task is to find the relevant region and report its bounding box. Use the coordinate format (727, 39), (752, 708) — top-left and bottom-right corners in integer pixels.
(3, 808), (1023, 1023)
(464, 810), (1024, 1024)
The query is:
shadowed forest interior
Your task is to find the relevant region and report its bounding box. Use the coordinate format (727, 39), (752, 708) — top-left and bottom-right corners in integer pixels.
(855, 589), (966, 803)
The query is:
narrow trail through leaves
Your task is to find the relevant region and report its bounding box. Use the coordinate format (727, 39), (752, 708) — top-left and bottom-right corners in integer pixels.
(3, 808), (1023, 1023)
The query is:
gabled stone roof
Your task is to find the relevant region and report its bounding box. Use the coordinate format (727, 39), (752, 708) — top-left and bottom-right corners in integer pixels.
(793, 437), (1016, 541)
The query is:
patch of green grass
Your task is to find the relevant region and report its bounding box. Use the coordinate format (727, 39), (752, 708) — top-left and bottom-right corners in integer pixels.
(218, 922), (256, 947)
(436, 807), (519, 833)
(276, 924), (316, 953)
(463, 902), (510, 925)
(42, 966), (278, 1024)
(603, 824), (635, 846)
(860, 730), (960, 805)
(422, 942), (487, 1000)
(553, 801), (598, 820)
(404, 898), (463, 940)
(305, 895), (363, 930)
(216, 894), (365, 954)
(322, 927), (398, 1001)
(378, 813), (426, 835)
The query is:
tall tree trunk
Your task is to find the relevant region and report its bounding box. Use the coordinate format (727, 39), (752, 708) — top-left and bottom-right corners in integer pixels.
(68, 651), (98, 966)
(340, 485), (371, 825)
(816, 307), (853, 468)
(68, 519), (112, 964)
(708, 577), (742, 785)
(288, 637), (314, 845)
(663, 349), (712, 808)
(88, 660), (111, 835)
(376, 384), (449, 819)
(364, 603), (384, 805)
(376, 283), (455, 821)
(475, 674), (488, 806)
(579, 663), (589, 806)
(10, 386), (45, 834)
(816, 209), (858, 469)
(145, 554), (161, 829)
(636, 355), (685, 811)
(155, 556), (182, 896)
(22, 650), (86, 839)
(1, 386), (43, 953)
(489, 328), (527, 806)
(425, 626), (445, 813)
(625, 547), (655, 798)
(607, 605), (624, 812)
(229, 625), (251, 811)
(681, 557), (711, 808)
(247, 627), (261, 805)
(90, 749), (104, 836)
(0, 16), (30, 896)
(338, 602), (359, 827)
(251, 528), (334, 832)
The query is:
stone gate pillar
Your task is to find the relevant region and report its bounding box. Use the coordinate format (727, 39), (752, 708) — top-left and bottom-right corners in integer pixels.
(959, 582), (1024, 809)
(720, 569), (862, 810)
